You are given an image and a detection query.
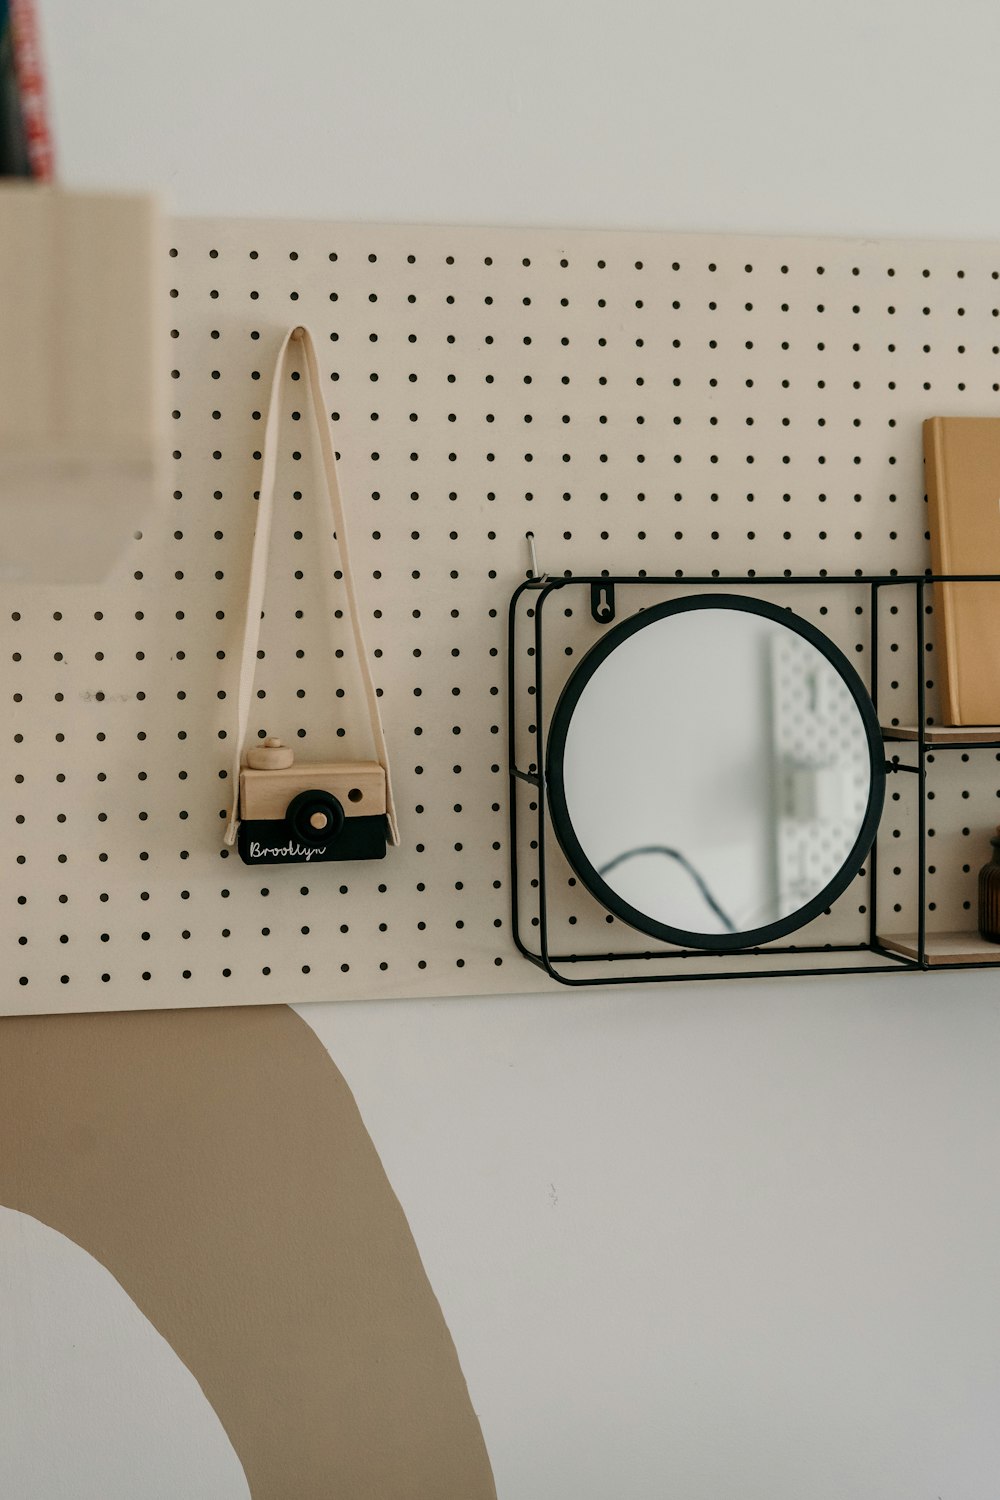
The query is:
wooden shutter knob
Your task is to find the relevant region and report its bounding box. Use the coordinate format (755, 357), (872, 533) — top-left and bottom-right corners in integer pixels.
(246, 737), (295, 770)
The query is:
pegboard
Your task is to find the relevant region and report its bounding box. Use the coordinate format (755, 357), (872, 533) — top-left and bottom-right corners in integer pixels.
(4, 219), (1000, 1015)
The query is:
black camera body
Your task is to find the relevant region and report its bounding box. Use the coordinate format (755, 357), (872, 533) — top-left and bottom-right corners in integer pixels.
(237, 741), (387, 866)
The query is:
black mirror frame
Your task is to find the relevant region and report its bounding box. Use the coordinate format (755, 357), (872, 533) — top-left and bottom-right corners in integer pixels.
(545, 592), (887, 952)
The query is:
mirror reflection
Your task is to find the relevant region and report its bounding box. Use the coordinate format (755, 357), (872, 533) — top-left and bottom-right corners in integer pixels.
(550, 599), (880, 947)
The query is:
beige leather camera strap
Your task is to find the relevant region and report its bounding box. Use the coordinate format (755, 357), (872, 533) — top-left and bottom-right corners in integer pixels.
(224, 325), (399, 847)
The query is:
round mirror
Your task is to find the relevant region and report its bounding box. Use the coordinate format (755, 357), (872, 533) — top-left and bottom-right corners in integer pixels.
(546, 594), (885, 950)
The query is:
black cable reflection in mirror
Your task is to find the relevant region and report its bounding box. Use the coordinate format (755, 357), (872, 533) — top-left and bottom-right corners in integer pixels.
(597, 845), (736, 932)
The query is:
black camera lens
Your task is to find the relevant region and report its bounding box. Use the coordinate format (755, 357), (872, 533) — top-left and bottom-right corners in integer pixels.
(287, 789), (346, 847)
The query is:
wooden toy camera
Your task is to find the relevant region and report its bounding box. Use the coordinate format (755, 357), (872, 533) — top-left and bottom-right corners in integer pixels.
(237, 738), (388, 865)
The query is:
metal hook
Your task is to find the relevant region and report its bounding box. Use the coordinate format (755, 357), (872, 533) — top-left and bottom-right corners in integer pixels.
(525, 531), (545, 580)
(590, 580), (616, 623)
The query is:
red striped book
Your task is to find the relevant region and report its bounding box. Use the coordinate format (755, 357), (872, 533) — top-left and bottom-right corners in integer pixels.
(10, 0), (53, 180)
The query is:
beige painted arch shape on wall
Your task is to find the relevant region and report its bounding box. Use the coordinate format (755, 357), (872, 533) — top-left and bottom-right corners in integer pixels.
(0, 1003), (496, 1500)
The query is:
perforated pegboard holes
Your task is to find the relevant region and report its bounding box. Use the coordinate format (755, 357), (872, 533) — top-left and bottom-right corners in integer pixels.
(6, 223), (1000, 1013)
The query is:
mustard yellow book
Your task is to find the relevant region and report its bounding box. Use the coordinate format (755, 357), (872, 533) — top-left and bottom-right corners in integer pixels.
(924, 417), (1000, 725)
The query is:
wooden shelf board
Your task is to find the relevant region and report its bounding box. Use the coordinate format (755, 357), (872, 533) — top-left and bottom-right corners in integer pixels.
(879, 931), (1000, 965)
(881, 724), (1000, 744)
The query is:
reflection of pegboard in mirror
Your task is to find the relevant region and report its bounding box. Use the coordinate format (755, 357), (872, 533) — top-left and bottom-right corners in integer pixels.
(3, 219), (1000, 1014)
(772, 630), (871, 915)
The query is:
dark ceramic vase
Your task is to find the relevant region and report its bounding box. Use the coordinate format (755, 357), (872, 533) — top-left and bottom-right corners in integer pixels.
(978, 827), (1000, 944)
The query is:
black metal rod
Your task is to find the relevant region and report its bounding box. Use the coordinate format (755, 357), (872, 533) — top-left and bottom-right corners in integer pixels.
(522, 956), (921, 987)
(868, 936), (919, 965)
(507, 582), (523, 958)
(869, 580), (880, 952)
(522, 573), (1000, 586)
(533, 588), (551, 973)
(886, 740), (1000, 752)
(917, 578), (927, 967)
(508, 578), (546, 962)
(542, 942), (902, 961)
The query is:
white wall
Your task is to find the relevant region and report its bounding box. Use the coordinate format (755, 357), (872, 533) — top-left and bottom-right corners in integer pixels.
(42, 0), (1000, 239)
(0, 1210), (249, 1500)
(30, 1), (1000, 1496)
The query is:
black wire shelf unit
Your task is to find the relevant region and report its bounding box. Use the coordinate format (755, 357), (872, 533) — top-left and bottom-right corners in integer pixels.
(508, 572), (1000, 986)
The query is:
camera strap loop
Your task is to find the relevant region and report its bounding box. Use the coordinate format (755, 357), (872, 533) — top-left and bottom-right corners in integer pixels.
(224, 325), (399, 848)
